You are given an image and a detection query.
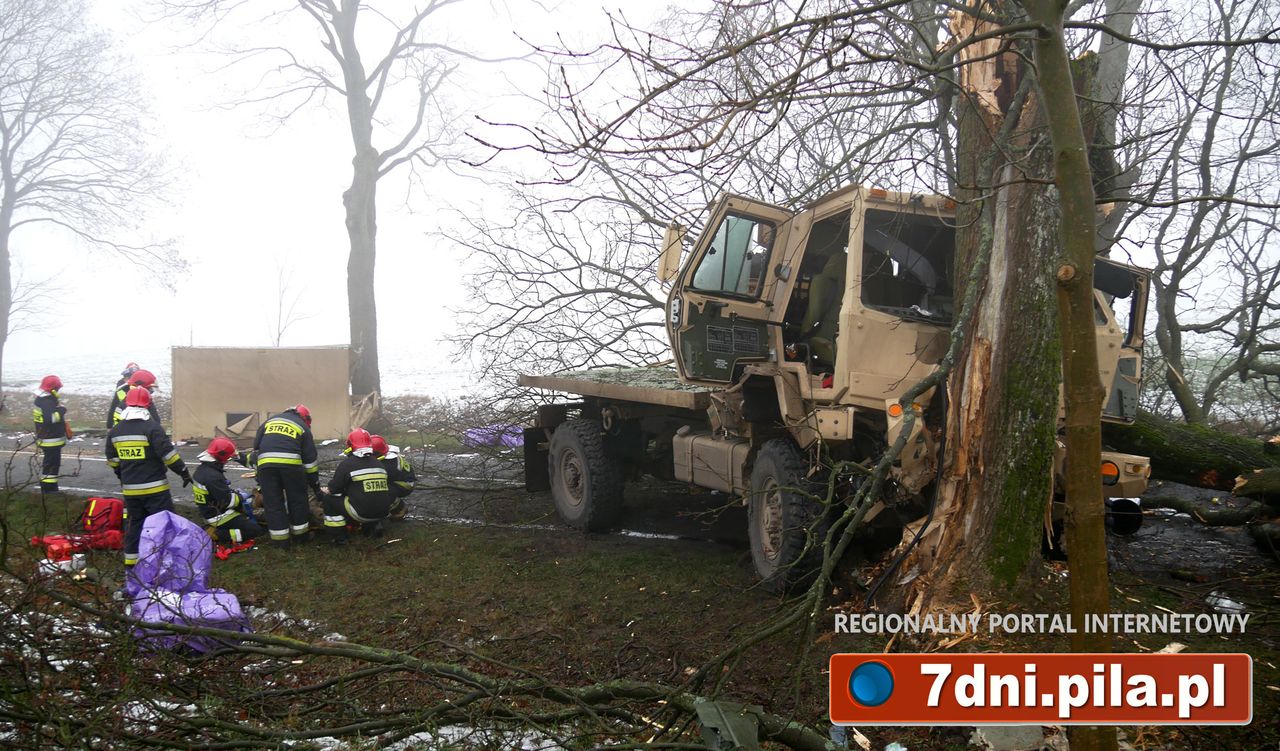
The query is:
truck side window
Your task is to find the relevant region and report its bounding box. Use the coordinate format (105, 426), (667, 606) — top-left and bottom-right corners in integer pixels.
(691, 214), (775, 297)
(860, 208), (955, 323)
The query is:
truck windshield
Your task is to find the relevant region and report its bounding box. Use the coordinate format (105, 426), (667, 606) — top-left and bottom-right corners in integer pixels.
(691, 214), (775, 298)
(860, 209), (956, 323)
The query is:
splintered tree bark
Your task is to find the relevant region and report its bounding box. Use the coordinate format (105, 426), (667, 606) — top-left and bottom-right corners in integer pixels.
(1233, 468), (1280, 504)
(897, 4), (1061, 611)
(1102, 410), (1280, 490)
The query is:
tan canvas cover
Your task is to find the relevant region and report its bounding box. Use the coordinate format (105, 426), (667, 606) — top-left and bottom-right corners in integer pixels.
(171, 346), (351, 441)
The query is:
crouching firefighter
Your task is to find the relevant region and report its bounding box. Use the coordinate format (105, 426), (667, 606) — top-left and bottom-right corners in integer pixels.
(193, 437), (263, 544)
(253, 404), (321, 545)
(371, 434), (415, 520)
(106, 388), (191, 567)
(33, 375), (69, 495)
(324, 429), (393, 543)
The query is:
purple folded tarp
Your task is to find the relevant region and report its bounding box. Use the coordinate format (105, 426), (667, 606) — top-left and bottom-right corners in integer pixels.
(462, 424), (524, 448)
(127, 511), (252, 653)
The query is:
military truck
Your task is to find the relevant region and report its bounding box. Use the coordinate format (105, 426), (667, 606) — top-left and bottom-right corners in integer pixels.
(520, 185), (1151, 590)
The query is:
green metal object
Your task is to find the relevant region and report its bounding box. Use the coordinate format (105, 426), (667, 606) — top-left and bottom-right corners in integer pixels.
(694, 698), (763, 751)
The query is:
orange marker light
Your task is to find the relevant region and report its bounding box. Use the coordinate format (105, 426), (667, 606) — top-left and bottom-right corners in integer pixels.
(887, 403), (904, 418)
(1101, 461), (1120, 485)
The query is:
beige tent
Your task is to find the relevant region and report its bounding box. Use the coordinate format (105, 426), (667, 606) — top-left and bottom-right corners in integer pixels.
(171, 346), (351, 441)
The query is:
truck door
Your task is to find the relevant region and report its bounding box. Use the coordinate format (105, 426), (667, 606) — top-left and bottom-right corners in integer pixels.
(668, 196), (793, 384)
(1094, 257), (1150, 423)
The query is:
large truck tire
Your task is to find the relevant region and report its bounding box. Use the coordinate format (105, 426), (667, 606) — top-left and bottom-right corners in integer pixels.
(748, 438), (828, 594)
(548, 419), (624, 531)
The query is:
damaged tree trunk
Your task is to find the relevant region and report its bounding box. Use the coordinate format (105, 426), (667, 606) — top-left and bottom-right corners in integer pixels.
(1103, 410), (1280, 490)
(898, 5), (1061, 611)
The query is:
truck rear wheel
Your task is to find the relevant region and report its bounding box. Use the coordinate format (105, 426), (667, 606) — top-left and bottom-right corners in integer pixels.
(548, 419), (624, 531)
(748, 438), (828, 593)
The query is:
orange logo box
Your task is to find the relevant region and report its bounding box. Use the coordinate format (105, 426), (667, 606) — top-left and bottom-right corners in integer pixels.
(830, 653), (1252, 725)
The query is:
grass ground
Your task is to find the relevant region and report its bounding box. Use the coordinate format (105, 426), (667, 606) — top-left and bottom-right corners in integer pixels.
(4, 492), (1277, 749)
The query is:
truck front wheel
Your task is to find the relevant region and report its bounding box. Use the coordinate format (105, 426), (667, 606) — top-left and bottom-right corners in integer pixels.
(748, 438), (828, 593)
(548, 419), (624, 531)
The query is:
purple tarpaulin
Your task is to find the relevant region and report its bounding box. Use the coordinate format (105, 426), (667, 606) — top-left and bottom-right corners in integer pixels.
(462, 424), (524, 448)
(127, 511), (252, 653)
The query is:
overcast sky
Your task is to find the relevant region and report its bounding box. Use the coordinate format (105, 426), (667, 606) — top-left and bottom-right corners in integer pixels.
(7, 0), (655, 387)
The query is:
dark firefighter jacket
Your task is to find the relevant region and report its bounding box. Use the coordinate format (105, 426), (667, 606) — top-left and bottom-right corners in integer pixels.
(252, 410), (320, 483)
(193, 456), (250, 526)
(33, 394), (68, 449)
(383, 454), (416, 498)
(106, 415), (188, 497)
(328, 453), (392, 522)
(107, 384), (161, 428)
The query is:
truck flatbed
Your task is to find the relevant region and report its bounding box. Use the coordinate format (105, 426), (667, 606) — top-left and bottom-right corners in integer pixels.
(518, 367), (712, 410)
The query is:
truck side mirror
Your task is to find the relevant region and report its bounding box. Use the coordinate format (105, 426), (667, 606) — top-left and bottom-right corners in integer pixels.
(657, 222), (686, 283)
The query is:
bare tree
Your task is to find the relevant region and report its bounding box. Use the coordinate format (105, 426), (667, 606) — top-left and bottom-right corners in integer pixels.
(0, 0), (169, 387)
(156, 0), (492, 413)
(1101, 0), (1280, 428)
(266, 259), (314, 347)
(5, 264), (65, 338)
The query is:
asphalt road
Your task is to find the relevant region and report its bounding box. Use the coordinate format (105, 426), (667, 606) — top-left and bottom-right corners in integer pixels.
(1, 433), (752, 546)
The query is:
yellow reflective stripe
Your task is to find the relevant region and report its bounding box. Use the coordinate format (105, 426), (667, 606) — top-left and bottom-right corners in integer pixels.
(229, 528), (243, 544)
(124, 554), (139, 565)
(32, 408), (43, 423)
(210, 508), (240, 526)
(257, 455), (303, 466)
(37, 438), (67, 447)
(290, 524), (310, 536)
(107, 458), (119, 468)
(268, 528), (290, 541)
(343, 499), (377, 523)
(163, 450), (182, 466)
(122, 480), (170, 496)
(51, 412), (61, 423)
(323, 515), (346, 527)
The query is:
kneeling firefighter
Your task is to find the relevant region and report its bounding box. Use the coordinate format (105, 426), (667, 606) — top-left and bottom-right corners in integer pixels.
(324, 429), (392, 543)
(105, 388), (191, 567)
(193, 437), (263, 544)
(371, 434), (415, 520)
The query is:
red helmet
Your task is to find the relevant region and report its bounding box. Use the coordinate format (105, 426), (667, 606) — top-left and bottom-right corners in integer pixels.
(370, 435), (389, 457)
(125, 387), (152, 408)
(293, 404), (312, 425)
(121, 362), (140, 378)
(346, 428), (372, 451)
(128, 369), (157, 390)
(207, 437), (237, 464)
(40, 375), (63, 392)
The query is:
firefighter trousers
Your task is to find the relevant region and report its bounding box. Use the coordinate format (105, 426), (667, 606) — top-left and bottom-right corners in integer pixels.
(211, 513), (265, 545)
(257, 465), (312, 543)
(39, 445), (61, 494)
(124, 490), (175, 566)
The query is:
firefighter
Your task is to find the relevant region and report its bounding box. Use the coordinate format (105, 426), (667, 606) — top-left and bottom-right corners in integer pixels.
(105, 387), (192, 567)
(107, 368), (161, 428)
(370, 434), (415, 520)
(193, 437), (263, 545)
(323, 429), (393, 543)
(33, 375), (69, 495)
(253, 404), (321, 545)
